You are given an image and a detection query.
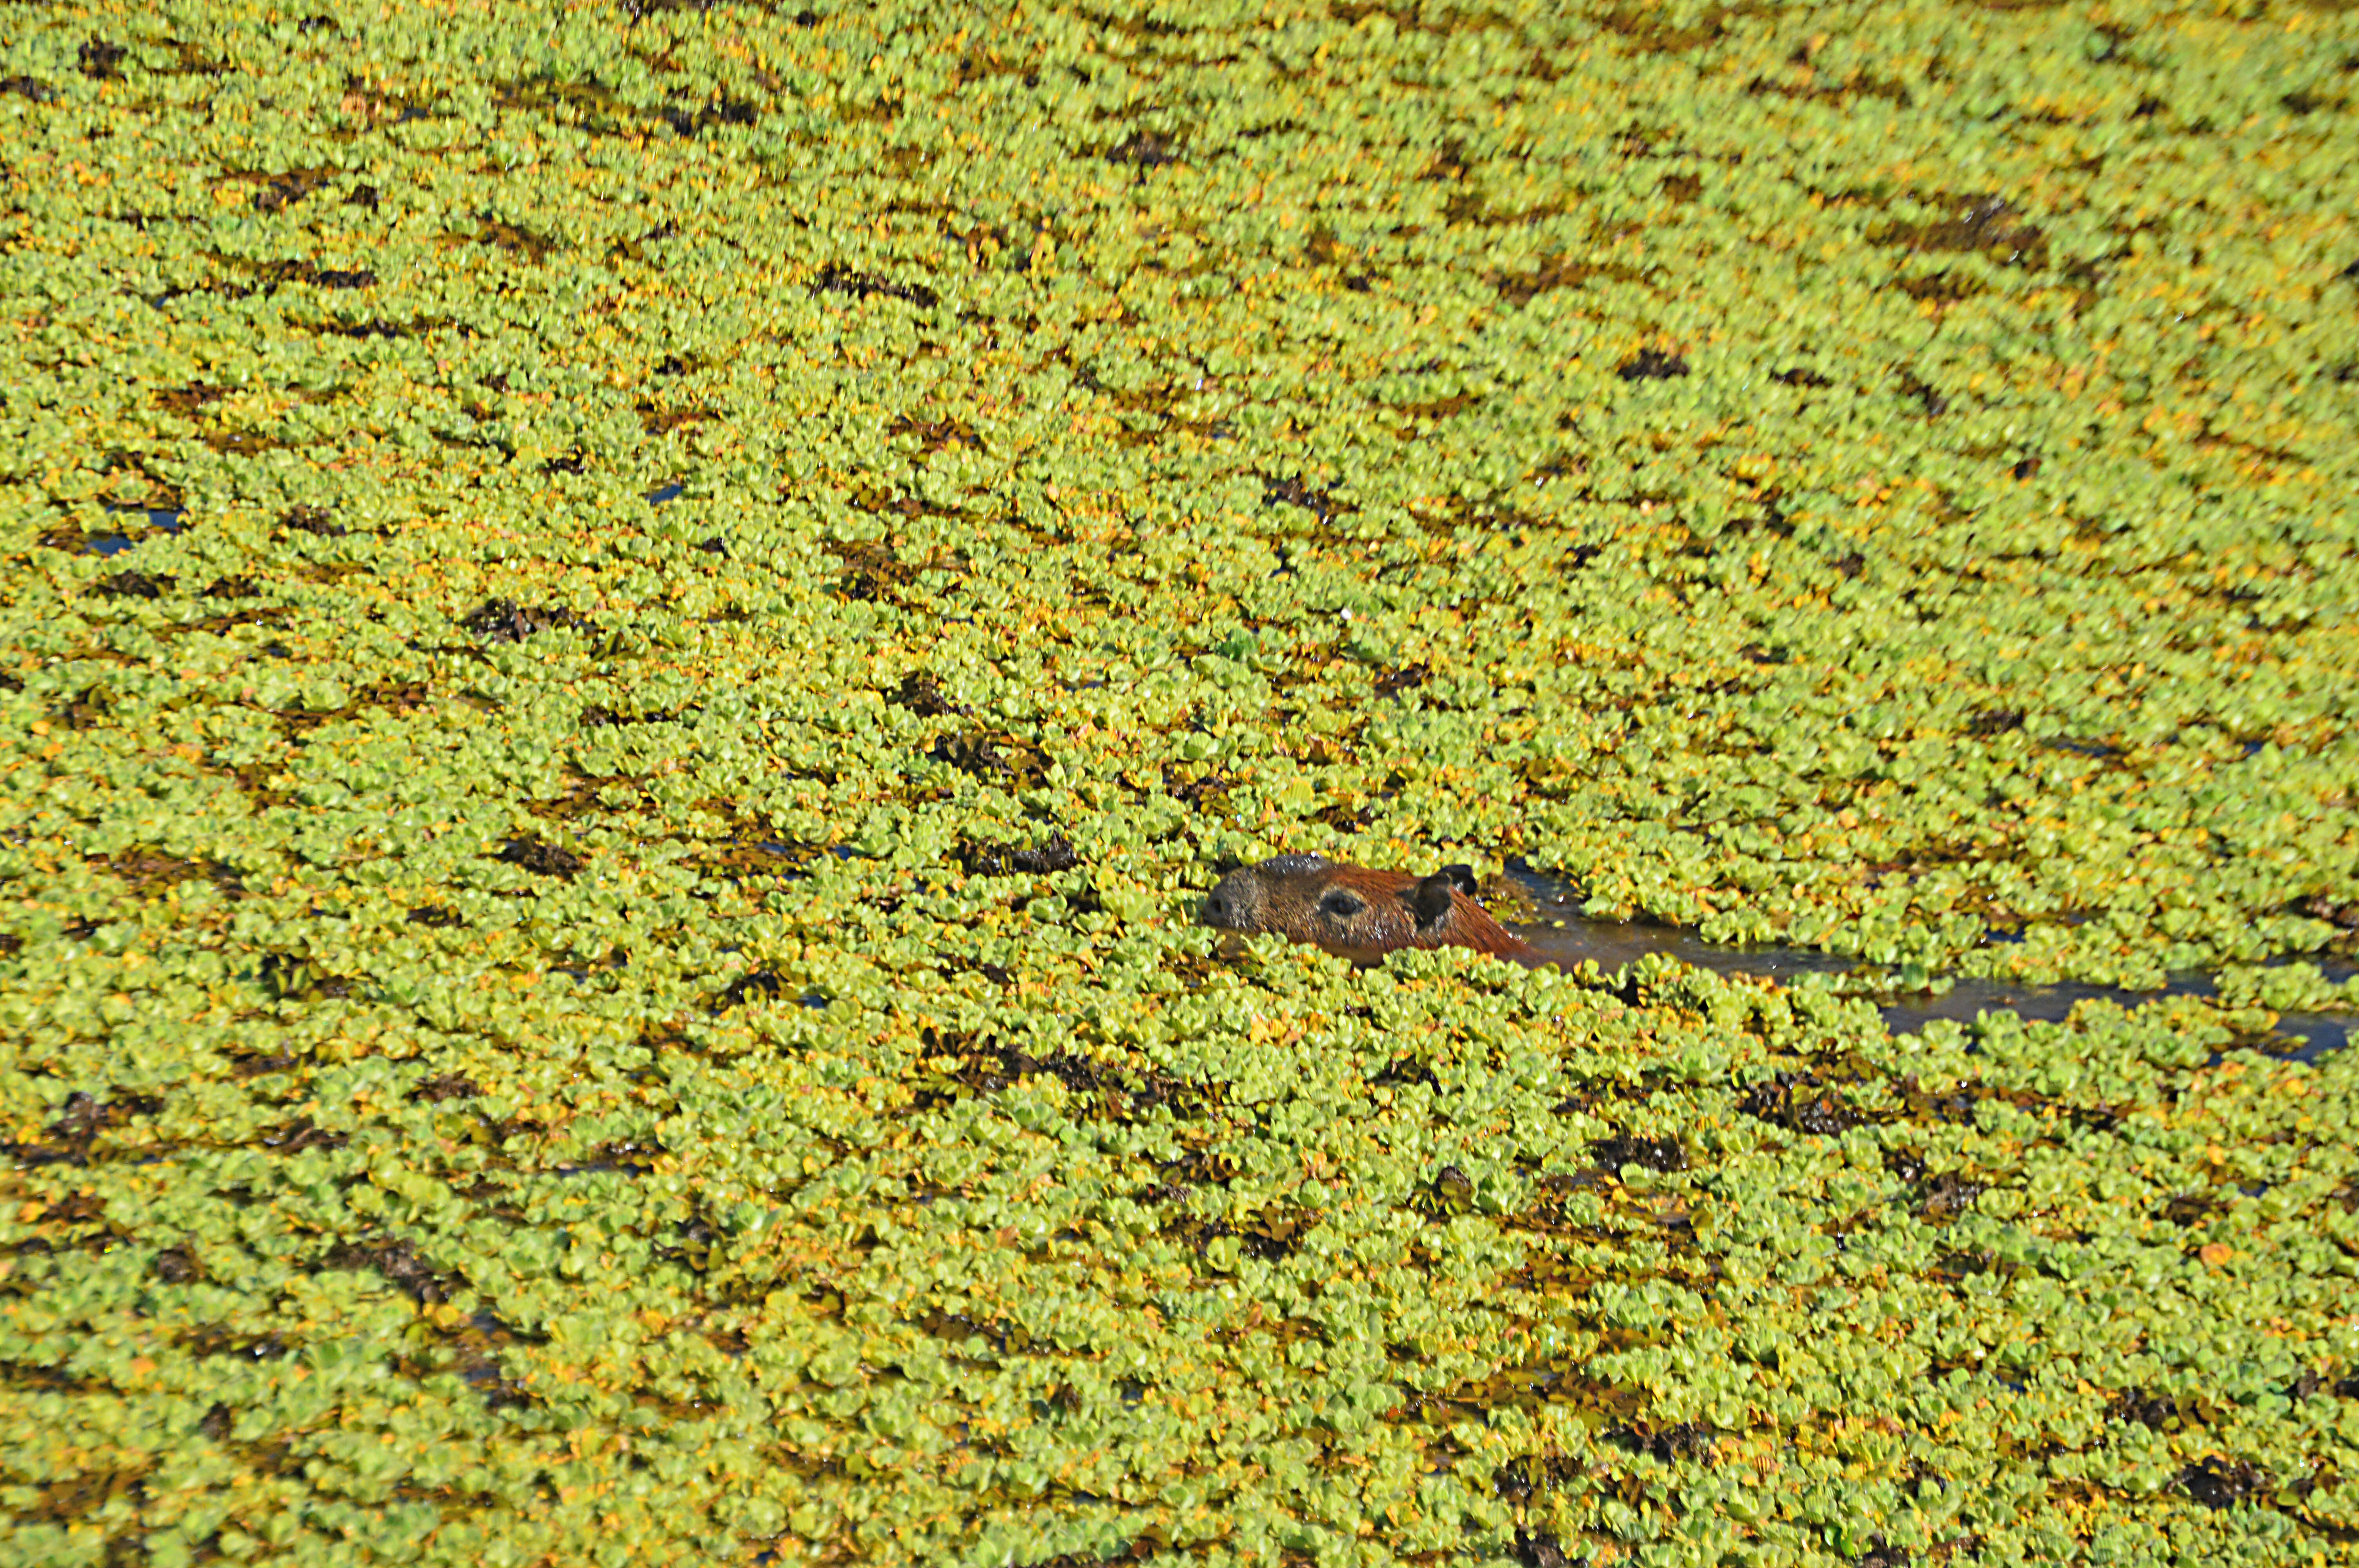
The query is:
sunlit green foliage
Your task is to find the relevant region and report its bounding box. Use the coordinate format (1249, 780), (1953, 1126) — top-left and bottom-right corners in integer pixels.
(2, 1), (2355, 1564)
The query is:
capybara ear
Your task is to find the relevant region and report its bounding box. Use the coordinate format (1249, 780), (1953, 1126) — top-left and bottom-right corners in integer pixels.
(1437, 864), (1478, 897)
(1410, 872), (1458, 932)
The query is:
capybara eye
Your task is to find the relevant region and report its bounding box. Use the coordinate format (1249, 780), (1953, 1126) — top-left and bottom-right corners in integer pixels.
(1318, 889), (1367, 919)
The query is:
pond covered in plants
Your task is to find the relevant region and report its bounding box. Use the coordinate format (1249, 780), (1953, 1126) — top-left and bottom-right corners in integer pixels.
(3, 2), (2355, 1565)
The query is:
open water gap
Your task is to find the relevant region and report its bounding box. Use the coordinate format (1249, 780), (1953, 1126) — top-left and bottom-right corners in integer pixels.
(1500, 864), (2353, 1060)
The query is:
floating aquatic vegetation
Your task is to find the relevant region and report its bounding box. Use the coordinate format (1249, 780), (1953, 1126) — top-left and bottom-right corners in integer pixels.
(2, 1), (2355, 1564)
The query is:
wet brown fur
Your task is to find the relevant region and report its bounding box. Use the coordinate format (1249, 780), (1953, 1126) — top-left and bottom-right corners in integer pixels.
(1200, 855), (1538, 966)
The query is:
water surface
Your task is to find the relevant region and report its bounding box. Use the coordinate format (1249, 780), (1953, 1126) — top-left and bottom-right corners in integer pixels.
(1501, 866), (2352, 1059)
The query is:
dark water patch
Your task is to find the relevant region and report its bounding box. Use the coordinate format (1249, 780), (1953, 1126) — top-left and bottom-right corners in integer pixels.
(4, 1090), (165, 1167)
(1588, 1133), (1686, 1173)
(1511, 1529), (1574, 1568)
(78, 39), (126, 80)
(433, 1311), (540, 1410)
(929, 730), (1052, 788)
(2249, 1014), (2348, 1063)
(152, 1245), (204, 1284)
(1262, 473), (1358, 526)
(579, 702), (689, 728)
(180, 1324), (291, 1360)
(493, 837), (583, 878)
(1878, 982), (2344, 1058)
(251, 953), (356, 1002)
(295, 312), (469, 339)
(714, 970), (827, 1011)
(257, 1116), (347, 1153)
(1736, 1074), (1866, 1136)
(956, 834), (1078, 876)
(908, 1031), (1212, 1122)
(320, 1235), (463, 1304)
(553, 1141), (662, 1178)
(2295, 891), (2359, 931)
(95, 566), (174, 598)
(1606, 1420), (1716, 1464)
(52, 505), (188, 557)
(2041, 733), (2120, 760)
(1617, 348), (1688, 381)
(812, 263), (938, 309)
(114, 504), (187, 530)
(1105, 128), (1183, 169)
(460, 598), (596, 642)
(1503, 866), (2352, 1054)
(2181, 1456), (2268, 1509)
(891, 671), (970, 717)
(663, 96), (759, 138)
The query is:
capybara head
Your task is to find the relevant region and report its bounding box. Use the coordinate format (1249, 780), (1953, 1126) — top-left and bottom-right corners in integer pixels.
(1201, 855), (1531, 965)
